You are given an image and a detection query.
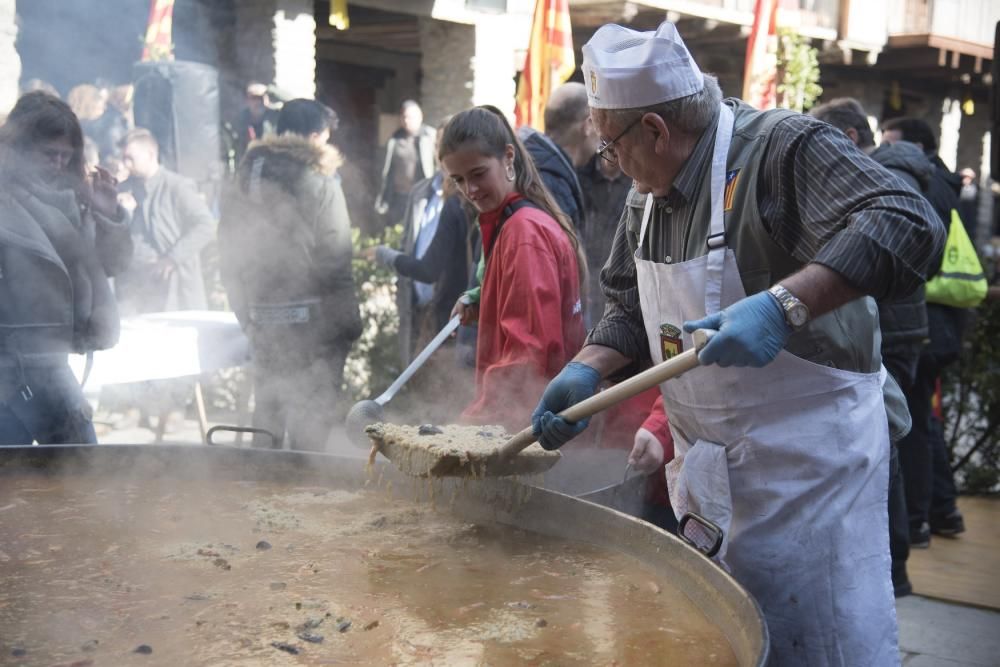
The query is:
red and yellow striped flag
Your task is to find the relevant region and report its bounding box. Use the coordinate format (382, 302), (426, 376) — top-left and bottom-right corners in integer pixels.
(142, 0), (175, 62)
(514, 0), (575, 131)
(742, 0), (779, 110)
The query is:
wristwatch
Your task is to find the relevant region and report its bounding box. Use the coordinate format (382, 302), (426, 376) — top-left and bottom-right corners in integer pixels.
(768, 284), (810, 330)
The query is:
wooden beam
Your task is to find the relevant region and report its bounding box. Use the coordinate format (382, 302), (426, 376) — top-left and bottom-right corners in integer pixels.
(343, 0), (435, 18)
(888, 33), (993, 60)
(316, 40), (418, 72)
(317, 20), (421, 54)
(875, 47), (949, 71)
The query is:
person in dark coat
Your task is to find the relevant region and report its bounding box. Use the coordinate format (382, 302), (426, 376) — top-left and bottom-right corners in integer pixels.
(364, 166), (475, 424)
(577, 154), (632, 319)
(540, 82), (615, 321)
(220, 99), (361, 451)
(87, 84), (130, 163)
(517, 127), (584, 233)
(117, 128), (215, 313)
(0, 92), (133, 444)
(881, 115), (967, 548)
(882, 117), (965, 233)
(235, 82), (279, 164)
(813, 102), (933, 387)
(812, 97), (937, 597)
(366, 171), (471, 367)
(957, 167), (980, 240)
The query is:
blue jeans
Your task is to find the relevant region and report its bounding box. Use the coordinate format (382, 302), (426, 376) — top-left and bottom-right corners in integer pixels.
(0, 364), (96, 445)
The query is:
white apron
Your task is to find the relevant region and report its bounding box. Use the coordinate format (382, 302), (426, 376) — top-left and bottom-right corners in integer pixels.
(636, 104), (898, 666)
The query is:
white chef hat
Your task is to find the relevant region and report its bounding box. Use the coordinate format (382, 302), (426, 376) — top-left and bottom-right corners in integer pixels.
(581, 21), (704, 109)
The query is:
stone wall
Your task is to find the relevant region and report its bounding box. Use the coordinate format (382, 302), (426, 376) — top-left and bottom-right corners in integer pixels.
(231, 0), (315, 99)
(233, 0), (278, 89)
(0, 0), (19, 114)
(956, 105), (991, 175)
(273, 0), (316, 99)
(418, 17), (474, 127)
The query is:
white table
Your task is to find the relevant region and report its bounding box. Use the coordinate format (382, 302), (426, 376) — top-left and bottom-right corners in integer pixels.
(70, 311), (251, 441)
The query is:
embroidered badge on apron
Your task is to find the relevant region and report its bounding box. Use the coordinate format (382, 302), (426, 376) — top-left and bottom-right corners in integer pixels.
(659, 323), (683, 360)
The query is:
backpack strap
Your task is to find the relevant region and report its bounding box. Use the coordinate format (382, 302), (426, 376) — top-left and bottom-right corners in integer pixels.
(486, 199), (541, 261)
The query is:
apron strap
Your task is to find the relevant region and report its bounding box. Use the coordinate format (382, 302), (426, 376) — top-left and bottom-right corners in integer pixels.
(638, 192), (654, 249)
(704, 103), (735, 315)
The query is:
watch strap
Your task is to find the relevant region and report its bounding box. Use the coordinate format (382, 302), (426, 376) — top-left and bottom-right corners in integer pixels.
(768, 284), (809, 329)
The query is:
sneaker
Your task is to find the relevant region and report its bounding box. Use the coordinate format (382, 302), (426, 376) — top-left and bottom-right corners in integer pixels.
(910, 521), (931, 548)
(930, 510), (965, 537)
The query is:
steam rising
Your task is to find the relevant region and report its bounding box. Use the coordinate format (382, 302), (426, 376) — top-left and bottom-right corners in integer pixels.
(6, 0), (633, 492)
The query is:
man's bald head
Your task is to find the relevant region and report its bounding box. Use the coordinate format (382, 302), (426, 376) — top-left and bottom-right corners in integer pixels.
(544, 82), (598, 166)
(545, 82), (589, 134)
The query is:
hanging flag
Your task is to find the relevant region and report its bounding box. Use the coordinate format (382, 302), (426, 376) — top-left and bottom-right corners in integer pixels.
(515, 0), (575, 131)
(142, 0), (175, 62)
(329, 0), (350, 31)
(742, 0), (779, 110)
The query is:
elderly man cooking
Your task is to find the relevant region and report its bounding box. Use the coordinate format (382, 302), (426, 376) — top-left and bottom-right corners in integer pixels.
(531, 21), (944, 666)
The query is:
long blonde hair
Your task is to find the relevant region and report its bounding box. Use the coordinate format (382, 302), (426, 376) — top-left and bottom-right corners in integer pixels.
(438, 105), (588, 294)
(66, 84), (105, 121)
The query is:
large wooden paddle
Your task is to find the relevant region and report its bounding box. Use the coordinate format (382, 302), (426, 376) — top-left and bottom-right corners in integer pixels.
(495, 328), (714, 463)
(366, 329), (713, 478)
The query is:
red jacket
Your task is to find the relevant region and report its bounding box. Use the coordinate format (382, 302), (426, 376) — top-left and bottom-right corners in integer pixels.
(461, 194), (585, 430)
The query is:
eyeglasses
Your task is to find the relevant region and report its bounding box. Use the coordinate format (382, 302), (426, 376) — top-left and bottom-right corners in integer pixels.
(596, 115), (642, 164)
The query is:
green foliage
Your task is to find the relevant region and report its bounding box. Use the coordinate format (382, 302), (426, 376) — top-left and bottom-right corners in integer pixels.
(776, 28), (823, 113)
(941, 300), (1000, 494)
(344, 225), (404, 401)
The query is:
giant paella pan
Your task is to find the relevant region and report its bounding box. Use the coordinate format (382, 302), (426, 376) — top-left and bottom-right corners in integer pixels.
(0, 444), (767, 665)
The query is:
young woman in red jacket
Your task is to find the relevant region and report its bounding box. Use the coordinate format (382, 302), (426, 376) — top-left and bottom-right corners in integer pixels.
(440, 106), (587, 430)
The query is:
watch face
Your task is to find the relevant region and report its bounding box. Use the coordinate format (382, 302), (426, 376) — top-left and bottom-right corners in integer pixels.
(788, 304), (809, 328)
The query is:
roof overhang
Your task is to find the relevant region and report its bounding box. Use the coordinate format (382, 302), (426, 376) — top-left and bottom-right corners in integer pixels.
(888, 33), (993, 61)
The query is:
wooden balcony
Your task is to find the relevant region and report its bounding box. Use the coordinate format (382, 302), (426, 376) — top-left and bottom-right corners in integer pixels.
(569, 0), (841, 37)
(888, 0), (998, 58)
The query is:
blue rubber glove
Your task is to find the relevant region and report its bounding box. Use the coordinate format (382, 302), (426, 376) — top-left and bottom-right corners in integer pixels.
(531, 362), (602, 451)
(683, 291), (791, 367)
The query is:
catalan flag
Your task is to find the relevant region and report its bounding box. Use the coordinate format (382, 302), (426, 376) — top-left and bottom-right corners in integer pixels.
(142, 0), (175, 62)
(742, 0), (779, 110)
(514, 0), (575, 131)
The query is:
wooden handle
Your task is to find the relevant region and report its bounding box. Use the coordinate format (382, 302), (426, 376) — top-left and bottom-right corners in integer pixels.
(498, 329), (713, 459)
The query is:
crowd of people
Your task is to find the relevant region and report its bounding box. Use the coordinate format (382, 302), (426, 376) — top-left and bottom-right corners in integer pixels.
(0, 17), (995, 665)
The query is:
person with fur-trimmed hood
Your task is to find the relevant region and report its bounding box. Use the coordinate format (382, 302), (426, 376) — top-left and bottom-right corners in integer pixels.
(220, 99), (361, 451)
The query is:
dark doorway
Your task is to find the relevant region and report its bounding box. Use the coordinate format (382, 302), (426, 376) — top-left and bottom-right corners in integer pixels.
(318, 59), (393, 236)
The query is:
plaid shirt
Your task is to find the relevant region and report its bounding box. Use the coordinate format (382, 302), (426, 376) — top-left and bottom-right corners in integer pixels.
(587, 106), (945, 365)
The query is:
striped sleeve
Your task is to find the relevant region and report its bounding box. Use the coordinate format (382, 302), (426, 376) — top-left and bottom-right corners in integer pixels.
(758, 117), (946, 300)
(585, 203), (651, 366)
